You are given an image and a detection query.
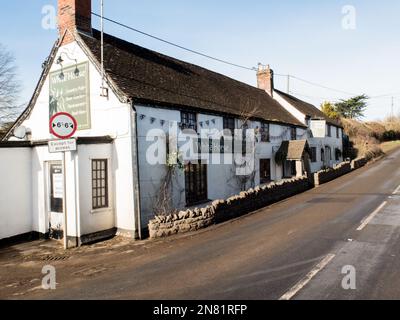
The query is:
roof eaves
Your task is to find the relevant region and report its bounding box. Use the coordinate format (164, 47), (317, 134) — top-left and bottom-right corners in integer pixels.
(275, 89), (343, 128)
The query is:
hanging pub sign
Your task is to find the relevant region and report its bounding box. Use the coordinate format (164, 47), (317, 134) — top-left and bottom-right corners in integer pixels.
(49, 61), (91, 130)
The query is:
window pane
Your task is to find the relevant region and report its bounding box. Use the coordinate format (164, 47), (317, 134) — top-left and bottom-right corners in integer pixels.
(92, 159), (109, 210)
(181, 111), (197, 130)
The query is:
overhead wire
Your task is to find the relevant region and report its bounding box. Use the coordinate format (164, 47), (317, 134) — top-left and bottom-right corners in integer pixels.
(91, 12), (396, 103)
(92, 12), (257, 71)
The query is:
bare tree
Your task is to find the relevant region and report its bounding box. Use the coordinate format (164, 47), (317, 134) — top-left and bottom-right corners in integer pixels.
(232, 100), (259, 191)
(0, 44), (21, 124)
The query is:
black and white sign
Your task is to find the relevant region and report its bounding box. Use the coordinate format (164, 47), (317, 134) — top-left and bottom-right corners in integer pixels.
(48, 139), (77, 153)
(52, 173), (64, 199)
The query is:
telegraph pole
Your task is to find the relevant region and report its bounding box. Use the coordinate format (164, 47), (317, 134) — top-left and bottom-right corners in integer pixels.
(99, 0), (109, 98)
(391, 96), (394, 119)
(101, 0), (104, 89)
(287, 75), (290, 94)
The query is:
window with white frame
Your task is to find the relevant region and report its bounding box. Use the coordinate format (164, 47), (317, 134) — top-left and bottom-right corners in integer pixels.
(92, 159), (109, 210)
(181, 111), (197, 131)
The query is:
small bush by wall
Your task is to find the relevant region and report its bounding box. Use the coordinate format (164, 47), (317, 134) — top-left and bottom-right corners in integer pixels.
(149, 176), (311, 239)
(313, 161), (352, 186)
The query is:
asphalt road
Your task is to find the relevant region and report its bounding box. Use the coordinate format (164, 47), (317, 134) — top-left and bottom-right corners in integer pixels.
(3, 148), (400, 300)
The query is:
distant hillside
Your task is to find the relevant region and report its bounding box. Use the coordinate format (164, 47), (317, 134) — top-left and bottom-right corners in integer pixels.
(341, 117), (400, 160)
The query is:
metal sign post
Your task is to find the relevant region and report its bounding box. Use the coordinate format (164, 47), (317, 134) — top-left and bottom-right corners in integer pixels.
(49, 112), (78, 250)
(62, 151), (68, 250)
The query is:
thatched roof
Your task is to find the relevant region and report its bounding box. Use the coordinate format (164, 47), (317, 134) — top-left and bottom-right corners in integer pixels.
(80, 29), (306, 127)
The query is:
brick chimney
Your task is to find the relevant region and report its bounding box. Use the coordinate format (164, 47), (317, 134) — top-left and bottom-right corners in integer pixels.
(58, 0), (92, 45)
(257, 63), (274, 96)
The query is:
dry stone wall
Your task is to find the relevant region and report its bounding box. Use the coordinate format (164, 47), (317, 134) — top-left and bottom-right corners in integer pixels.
(313, 162), (352, 186)
(351, 157), (368, 170)
(149, 156), (376, 239)
(149, 176), (311, 239)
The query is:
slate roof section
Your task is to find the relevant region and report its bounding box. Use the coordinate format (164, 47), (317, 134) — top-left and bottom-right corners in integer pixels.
(79, 29), (305, 127)
(275, 89), (342, 128)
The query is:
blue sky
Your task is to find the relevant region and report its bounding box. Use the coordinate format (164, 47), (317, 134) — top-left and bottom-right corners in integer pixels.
(1, 0), (400, 120)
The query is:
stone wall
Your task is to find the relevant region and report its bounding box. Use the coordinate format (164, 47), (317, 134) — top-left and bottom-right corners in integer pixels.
(351, 157), (368, 170)
(149, 176), (311, 239)
(149, 156), (376, 239)
(313, 161), (352, 186)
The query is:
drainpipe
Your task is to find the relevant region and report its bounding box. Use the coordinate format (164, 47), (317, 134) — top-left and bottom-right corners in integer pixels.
(130, 101), (142, 240)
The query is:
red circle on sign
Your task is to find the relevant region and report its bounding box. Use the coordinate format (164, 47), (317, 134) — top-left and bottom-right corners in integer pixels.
(50, 112), (78, 139)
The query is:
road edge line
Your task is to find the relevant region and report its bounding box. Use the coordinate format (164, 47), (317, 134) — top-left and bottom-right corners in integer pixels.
(357, 201), (388, 231)
(279, 253), (336, 300)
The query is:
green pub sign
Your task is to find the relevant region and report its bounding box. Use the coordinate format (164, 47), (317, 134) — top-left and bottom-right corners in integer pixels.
(49, 62), (91, 130)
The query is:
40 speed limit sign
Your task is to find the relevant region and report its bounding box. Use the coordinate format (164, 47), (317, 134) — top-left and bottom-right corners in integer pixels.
(50, 112), (78, 139)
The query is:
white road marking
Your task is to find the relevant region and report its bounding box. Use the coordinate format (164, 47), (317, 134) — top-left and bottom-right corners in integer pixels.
(357, 201), (388, 231)
(279, 254), (336, 300)
(393, 184), (400, 195)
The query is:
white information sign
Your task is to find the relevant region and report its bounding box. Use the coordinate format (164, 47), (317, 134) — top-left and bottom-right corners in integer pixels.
(53, 173), (64, 199)
(48, 139), (77, 153)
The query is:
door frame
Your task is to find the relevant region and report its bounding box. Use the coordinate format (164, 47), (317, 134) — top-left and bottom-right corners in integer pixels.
(184, 161), (208, 206)
(45, 160), (64, 239)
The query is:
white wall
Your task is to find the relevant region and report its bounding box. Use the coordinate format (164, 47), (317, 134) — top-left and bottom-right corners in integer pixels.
(309, 127), (343, 172)
(16, 41), (138, 238)
(26, 141), (120, 241)
(31, 146), (63, 235)
(273, 90), (344, 172)
(0, 148), (32, 240)
(21, 42), (130, 141)
(78, 143), (114, 236)
(136, 105), (185, 225)
(274, 92), (306, 124)
(136, 104), (307, 224)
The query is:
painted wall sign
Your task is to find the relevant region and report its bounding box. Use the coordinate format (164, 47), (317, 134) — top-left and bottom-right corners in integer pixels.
(49, 62), (91, 130)
(310, 120), (327, 138)
(50, 112), (77, 139)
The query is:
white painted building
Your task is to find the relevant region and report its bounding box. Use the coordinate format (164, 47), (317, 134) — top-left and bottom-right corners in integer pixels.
(0, 0), (340, 245)
(256, 65), (344, 173)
